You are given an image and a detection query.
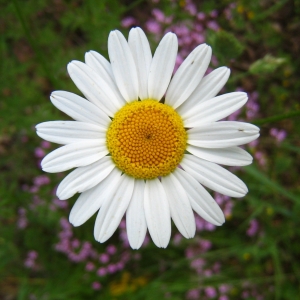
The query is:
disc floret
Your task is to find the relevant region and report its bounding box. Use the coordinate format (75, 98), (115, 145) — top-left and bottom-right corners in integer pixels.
(106, 100), (187, 179)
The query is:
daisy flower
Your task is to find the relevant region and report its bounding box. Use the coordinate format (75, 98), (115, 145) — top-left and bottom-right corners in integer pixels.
(36, 27), (259, 249)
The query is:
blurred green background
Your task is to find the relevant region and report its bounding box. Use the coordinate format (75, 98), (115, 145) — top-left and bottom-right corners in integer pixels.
(1, 0), (300, 299)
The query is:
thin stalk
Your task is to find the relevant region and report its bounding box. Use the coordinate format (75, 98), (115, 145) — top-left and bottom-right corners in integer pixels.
(252, 110), (300, 125)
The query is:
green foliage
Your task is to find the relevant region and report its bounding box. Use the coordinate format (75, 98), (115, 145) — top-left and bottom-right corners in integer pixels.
(207, 30), (245, 64)
(249, 54), (287, 75)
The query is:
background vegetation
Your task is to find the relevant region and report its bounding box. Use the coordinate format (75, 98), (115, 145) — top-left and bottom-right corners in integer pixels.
(1, 0), (300, 299)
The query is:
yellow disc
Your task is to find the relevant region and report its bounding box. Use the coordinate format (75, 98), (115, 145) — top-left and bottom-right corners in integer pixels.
(106, 100), (187, 179)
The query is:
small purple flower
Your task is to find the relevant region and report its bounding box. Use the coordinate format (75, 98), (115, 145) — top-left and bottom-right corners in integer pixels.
(85, 262), (95, 271)
(191, 32), (205, 44)
(219, 284), (230, 294)
(142, 234), (150, 247)
(34, 147), (45, 158)
(97, 267), (107, 277)
(207, 20), (220, 31)
(173, 233), (182, 245)
(17, 208), (28, 229)
(249, 139), (259, 148)
(121, 17), (136, 28)
(71, 239), (80, 249)
(185, 3), (197, 16)
(186, 289), (200, 299)
(191, 258), (205, 269)
(33, 175), (50, 187)
(185, 248), (194, 259)
(254, 151), (266, 167)
(99, 253), (110, 264)
(107, 263), (118, 274)
(204, 222), (216, 231)
(224, 201), (233, 217)
(152, 8), (165, 22)
(41, 141), (51, 149)
(204, 269), (213, 277)
(24, 251), (38, 269)
(145, 20), (161, 34)
(53, 198), (68, 208)
(210, 10), (218, 18)
(199, 239), (212, 251)
(17, 217), (28, 229)
(28, 251), (38, 259)
(195, 215), (205, 231)
(119, 219), (126, 229)
(106, 244), (117, 255)
(197, 12), (206, 21)
(194, 24), (204, 32)
(92, 281), (102, 290)
(60, 217), (72, 230)
(270, 128), (287, 143)
(205, 286), (217, 298)
(116, 261), (125, 271)
(247, 219), (259, 237)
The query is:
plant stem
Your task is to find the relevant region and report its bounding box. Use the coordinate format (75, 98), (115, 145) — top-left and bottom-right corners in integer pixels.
(252, 110), (300, 125)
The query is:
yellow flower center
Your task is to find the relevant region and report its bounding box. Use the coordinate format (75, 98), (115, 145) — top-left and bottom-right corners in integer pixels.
(106, 100), (187, 179)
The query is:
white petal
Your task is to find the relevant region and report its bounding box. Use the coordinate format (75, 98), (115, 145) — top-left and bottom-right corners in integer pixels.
(144, 178), (171, 248)
(187, 145), (253, 166)
(148, 33), (178, 101)
(165, 44), (212, 109)
(187, 121), (260, 148)
(84, 51), (114, 82)
(94, 174), (135, 243)
(36, 121), (106, 145)
(108, 30), (139, 102)
(181, 154), (248, 198)
(161, 174), (196, 238)
(126, 179), (147, 249)
(183, 92), (247, 127)
(50, 91), (111, 127)
(177, 67), (230, 117)
(69, 168), (121, 226)
(128, 27), (152, 100)
(85, 51), (126, 107)
(67, 61), (124, 117)
(57, 156), (115, 200)
(173, 168), (225, 225)
(41, 140), (108, 173)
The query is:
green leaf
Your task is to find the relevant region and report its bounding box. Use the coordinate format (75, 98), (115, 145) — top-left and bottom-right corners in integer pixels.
(244, 165), (299, 203)
(249, 54), (287, 75)
(207, 30), (244, 63)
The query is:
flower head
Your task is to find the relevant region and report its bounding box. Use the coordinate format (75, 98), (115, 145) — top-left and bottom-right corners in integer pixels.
(36, 27), (259, 249)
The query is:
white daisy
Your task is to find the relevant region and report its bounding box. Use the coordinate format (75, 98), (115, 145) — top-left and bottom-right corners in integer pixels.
(36, 27), (259, 249)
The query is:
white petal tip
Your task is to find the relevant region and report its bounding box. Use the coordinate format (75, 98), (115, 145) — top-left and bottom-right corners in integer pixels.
(129, 26), (140, 32)
(109, 30), (119, 38)
(214, 222), (224, 227)
(129, 244), (142, 250)
(56, 190), (71, 201)
(153, 241), (169, 248)
(186, 232), (196, 239)
(50, 92), (56, 98)
(41, 167), (53, 173)
(84, 52), (90, 60)
(99, 236), (109, 243)
(235, 190), (248, 198)
(69, 219), (82, 227)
